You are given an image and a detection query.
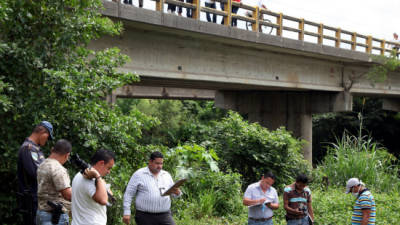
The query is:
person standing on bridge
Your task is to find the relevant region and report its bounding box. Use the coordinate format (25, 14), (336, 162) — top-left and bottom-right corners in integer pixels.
(122, 151), (181, 225)
(167, 0), (183, 16)
(205, 0), (217, 23)
(221, 0), (241, 27)
(186, 0), (194, 18)
(243, 171), (279, 225)
(388, 33), (400, 58)
(123, 0), (143, 8)
(245, 0), (268, 32)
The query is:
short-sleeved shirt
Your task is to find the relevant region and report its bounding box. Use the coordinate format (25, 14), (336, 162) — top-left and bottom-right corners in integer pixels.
(352, 190), (376, 225)
(244, 181), (279, 219)
(71, 172), (107, 225)
(17, 138), (45, 197)
(283, 183), (311, 219)
(37, 158), (71, 212)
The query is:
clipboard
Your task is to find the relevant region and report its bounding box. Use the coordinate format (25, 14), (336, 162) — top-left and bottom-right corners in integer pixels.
(249, 199), (272, 208)
(161, 178), (187, 196)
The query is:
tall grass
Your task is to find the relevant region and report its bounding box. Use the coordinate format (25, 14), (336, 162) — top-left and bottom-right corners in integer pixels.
(314, 132), (400, 192)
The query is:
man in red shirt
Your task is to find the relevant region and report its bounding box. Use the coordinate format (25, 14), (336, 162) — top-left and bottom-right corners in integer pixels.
(221, 0), (241, 27)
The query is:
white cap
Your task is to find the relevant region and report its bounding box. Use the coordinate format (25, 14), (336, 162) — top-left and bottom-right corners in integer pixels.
(345, 178), (364, 193)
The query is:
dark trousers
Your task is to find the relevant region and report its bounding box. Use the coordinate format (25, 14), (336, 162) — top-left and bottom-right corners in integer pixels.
(124, 0), (143, 7)
(205, 2), (216, 23)
(186, 0), (193, 18)
(168, 0), (183, 14)
(220, 4), (239, 26)
(135, 210), (176, 225)
(22, 199), (37, 225)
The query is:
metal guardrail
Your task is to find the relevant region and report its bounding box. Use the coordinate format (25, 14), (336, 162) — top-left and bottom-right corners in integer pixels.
(111, 0), (400, 56)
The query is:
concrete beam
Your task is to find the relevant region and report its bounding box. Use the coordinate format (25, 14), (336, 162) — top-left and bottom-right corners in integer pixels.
(383, 98), (400, 112)
(116, 85), (215, 100)
(215, 91), (353, 114)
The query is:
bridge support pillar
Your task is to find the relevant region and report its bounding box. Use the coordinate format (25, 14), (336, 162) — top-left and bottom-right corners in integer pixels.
(215, 91), (352, 164)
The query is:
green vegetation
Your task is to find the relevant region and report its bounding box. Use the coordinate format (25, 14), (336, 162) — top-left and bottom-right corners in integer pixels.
(314, 133), (400, 192)
(2, 0), (400, 225)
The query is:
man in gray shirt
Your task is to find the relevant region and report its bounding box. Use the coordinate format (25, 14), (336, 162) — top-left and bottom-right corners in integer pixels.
(243, 171), (279, 225)
(122, 151), (181, 225)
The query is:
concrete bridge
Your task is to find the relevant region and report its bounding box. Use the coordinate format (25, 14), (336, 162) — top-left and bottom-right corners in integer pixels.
(92, 1), (400, 163)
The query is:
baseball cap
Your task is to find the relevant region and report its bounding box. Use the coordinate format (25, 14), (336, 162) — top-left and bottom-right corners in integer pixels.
(39, 121), (54, 140)
(345, 178), (364, 193)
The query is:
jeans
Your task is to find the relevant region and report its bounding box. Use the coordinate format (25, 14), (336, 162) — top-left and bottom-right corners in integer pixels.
(220, 4), (239, 26)
(286, 216), (310, 225)
(248, 218), (273, 225)
(205, 2), (216, 23)
(168, 0), (183, 14)
(36, 210), (69, 225)
(186, 0), (193, 18)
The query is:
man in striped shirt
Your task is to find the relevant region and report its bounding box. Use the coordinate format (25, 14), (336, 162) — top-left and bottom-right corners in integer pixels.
(122, 151), (181, 225)
(345, 178), (376, 225)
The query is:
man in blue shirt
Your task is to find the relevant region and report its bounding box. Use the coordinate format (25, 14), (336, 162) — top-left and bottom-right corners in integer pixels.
(243, 171), (279, 225)
(345, 178), (376, 225)
(17, 121), (53, 225)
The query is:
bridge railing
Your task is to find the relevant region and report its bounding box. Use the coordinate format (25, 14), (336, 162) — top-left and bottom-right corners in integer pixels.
(112, 0), (400, 56)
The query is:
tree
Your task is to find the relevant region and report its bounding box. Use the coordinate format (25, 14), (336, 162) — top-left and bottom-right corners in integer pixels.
(0, 1), (154, 223)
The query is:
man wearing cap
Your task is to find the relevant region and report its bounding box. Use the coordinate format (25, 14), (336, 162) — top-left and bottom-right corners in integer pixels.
(345, 178), (376, 225)
(17, 121), (54, 225)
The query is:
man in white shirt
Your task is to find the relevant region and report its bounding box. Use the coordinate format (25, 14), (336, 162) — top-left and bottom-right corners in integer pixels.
(122, 151), (181, 225)
(243, 171), (279, 225)
(71, 149), (115, 225)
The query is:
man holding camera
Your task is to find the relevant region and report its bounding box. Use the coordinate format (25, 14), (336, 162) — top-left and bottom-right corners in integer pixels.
(243, 171), (279, 225)
(36, 139), (72, 225)
(122, 151), (181, 225)
(71, 149), (115, 225)
(17, 121), (54, 225)
(283, 174), (314, 225)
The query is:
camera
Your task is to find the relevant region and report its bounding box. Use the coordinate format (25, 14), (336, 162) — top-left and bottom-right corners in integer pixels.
(47, 201), (63, 225)
(69, 153), (116, 205)
(70, 153), (89, 173)
(298, 203), (308, 214)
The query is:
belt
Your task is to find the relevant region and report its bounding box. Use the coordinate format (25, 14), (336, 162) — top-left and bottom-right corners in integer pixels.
(249, 216), (273, 221)
(136, 210), (170, 216)
(286, 215), (307, 220)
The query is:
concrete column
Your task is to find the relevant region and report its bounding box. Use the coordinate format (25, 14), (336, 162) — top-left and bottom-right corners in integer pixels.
(215, 91), (353, 164)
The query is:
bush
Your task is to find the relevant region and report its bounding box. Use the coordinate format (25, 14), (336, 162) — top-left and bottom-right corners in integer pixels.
(197, 112), (312, 190)
(314, 132), (400, 192)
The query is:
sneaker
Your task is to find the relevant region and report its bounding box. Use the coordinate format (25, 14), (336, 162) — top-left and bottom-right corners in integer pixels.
(168, 9), (172, 13)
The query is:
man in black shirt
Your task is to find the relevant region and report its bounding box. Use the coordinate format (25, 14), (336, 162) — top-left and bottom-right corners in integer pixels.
(17, 121), (54, 225)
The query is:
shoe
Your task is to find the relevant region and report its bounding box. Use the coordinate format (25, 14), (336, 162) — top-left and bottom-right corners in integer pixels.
(168, 9), (172, 13)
